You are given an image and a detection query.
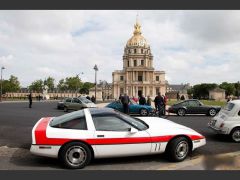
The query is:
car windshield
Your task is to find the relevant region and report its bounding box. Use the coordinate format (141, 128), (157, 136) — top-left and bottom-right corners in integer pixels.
(79, 97), (93, 104)
(223, 102), (235, 111)
(50, 110), (85, 126)
(116, 111), (149, 130)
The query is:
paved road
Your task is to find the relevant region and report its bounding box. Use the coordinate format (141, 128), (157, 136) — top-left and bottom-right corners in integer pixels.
(0, 101), (239, 170)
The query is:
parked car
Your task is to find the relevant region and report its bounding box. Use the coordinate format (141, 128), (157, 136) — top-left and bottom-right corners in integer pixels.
(106, 99), (154, 116)
(168, 99), (221, 116)
(208, 100), (240, 142)
(30, 108), (206, 169)
(63, 97), (96, 112)
(57, 99), (66, 110)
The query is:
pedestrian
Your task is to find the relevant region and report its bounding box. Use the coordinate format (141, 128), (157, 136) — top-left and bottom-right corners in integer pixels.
(132, 96), (138, 103)
(86, 96), (91, 100)
(139, 94), (146, 105)
(91, 95), (96, 103)
(28, 92), (32, 108)
(162, 94), (168, 115)
(146, 95), (152, 106)
(119, 94), (123, 101)
(121, 93), (130, 114)
(154, 92), (164, 117)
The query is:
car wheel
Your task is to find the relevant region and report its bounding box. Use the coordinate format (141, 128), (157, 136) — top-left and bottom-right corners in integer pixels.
(230, 128), (240, 143)
(59, 142), (92, 169)
(64, 106), (68, 112)
(140, 108), (148, 116)
(177, 108), (186, 116)
(208, 108), (217, 117)
(166, 137), (190, 162)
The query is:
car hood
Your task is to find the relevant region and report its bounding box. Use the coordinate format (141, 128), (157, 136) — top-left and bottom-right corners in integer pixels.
(136, 117), (203, 137)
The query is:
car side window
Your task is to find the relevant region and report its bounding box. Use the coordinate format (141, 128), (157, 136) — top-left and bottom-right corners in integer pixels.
(92, 115), (131, 131)
(65, 98), (71, 103)
(181, 102), (188, 106)
(73, 98), (80, 103)
(188, 101), (199, 107)
(58, 117), (87, 130)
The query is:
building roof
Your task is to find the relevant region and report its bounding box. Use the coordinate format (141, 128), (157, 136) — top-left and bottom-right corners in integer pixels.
(168, 84), (190, 91)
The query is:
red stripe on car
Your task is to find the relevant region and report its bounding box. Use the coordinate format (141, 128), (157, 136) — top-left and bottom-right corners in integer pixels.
(34, 118), (205, 145)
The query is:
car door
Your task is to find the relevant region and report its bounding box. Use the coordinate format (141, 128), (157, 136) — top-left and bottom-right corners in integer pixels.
(71, 98), (81, 110)
(187, 100), (201, 114)
(91, 114), (151, 158)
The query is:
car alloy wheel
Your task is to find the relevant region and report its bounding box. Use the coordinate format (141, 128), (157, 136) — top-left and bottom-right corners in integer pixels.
(209, 109), (216, 116)
(175, 141), (189, 160)
(60, 142), (92, 169)
(140, 109), (148, 116)
(166, 137), (190, 162)
(231, 128), (240, 142)
(177, 109), (186, 116)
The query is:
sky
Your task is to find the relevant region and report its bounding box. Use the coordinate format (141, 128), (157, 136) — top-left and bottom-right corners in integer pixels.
(0, 10), (240, 87)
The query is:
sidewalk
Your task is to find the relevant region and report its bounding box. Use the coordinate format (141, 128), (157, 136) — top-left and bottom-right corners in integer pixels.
(157, 151), (240, 170)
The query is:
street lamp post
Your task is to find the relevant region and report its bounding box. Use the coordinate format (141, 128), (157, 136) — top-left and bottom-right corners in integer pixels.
(93, 65), (98, 102)
(0, 66), (5, 102)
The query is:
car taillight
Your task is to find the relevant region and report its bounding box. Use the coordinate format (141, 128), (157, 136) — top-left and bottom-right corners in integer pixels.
(220, 123), (224, 128)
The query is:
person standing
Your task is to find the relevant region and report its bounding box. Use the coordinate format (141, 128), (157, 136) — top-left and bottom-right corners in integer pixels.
(154, 92), (164, 117)
(28, 92), (32, 108)
(91, 95), (96, 103)
(121, 93), (130, 114)
(162, 94), (168, 115)
(146, 95), (152, 106)
(139, 94), (146, 105)
(132, 96), (138, 103)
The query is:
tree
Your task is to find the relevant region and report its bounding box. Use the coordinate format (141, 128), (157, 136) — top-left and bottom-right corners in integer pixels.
(57, 79), (67, 91)
(80, 82), (95, 94)
(2, 75), (21, 94)
(234, 81), (240, 97)
(43, 76), (55, 91)
(65, 76), (83, 91)
(192, 83), (217, 99)
(29, 79), (43, 93)
(219, 82), (236, 96)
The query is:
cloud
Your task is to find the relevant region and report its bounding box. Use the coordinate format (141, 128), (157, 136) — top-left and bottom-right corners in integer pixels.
(0, 10), (239, 87)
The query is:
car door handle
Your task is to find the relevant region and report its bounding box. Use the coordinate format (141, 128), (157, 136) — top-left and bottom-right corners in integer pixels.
(97, 135), (105, 137)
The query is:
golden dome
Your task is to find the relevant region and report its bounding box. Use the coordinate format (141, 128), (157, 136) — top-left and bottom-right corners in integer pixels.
(126, 20), (149, 47)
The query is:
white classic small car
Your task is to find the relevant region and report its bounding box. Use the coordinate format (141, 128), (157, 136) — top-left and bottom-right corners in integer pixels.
(30, 108), (206, 169)
(208, 100), (240, 142)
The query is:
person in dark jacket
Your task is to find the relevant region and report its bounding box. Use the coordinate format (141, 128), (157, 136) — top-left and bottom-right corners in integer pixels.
(154, 92), (164, 117)
(121, 93), (130, 114)
(28, 92), (32, 108)
(91, 95), (96, 103)
(139, 94), (146, 105)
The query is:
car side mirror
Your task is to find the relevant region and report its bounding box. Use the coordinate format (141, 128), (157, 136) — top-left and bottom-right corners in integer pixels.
(129, 127), (138, 134)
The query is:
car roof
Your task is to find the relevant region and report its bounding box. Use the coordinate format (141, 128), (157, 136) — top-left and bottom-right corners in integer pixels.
(88, 108), (117, 115)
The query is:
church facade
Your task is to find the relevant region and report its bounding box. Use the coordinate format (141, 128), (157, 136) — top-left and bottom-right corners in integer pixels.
(112, 20), (167, 99)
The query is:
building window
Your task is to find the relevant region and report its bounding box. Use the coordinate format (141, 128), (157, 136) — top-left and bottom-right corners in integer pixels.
(129, 49), (131, 53)
(134, 49), (137, 54)
(141, 60), (144, 66)
(120, 88), (124, 94)
(127, 60), (130, 67)
(156, 76), (159, 81)
(141, 49), (143, 54)
(134, 60), (137, 66)
(120, 76), (124, 81)
(138, 75), (143, 81)
(156, 88), (160, 95)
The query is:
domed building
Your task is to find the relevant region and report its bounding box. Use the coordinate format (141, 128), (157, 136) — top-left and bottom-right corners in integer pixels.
(112, 19), (167, 99)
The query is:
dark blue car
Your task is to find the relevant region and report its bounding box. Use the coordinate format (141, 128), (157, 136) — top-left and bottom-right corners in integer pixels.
(106, 100), (155, 116)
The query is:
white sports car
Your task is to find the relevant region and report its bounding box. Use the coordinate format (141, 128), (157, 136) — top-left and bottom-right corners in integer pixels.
(30, 108), (206, 169)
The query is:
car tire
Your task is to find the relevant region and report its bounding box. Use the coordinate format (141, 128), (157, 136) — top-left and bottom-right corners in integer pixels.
(59, 142), (92, 169)
(166, 137), (190, 162)
(64, 106), (68, 112)
(230, 127), (240, 143)
(177, 108), (186, 116)
(140, 108), (148, 116)
(208, 108), (217, 117)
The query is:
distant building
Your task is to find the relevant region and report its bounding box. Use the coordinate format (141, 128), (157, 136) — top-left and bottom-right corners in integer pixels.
(209, 87), (225, 101)
(166, 83), (191, 100)
(112, 19), (167, 99)
(89, 82), (113, 101)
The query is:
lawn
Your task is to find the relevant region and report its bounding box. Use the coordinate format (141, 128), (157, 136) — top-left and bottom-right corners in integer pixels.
(167, 99), (227, 107)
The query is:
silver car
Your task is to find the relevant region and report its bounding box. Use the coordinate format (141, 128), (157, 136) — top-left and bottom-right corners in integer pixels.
(63, 97), (96, 112)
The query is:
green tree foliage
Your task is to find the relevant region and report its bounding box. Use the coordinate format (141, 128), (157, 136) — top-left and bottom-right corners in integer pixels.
(57, 76), (83, 92)
(57, 79), (67, 91)
(192, 83), (217, 99)
(80, 82), (95, 94)
(219, 82), (236, 96)
(2, 75), (21, 94)
(43, 76), (55, 91)
(29, 79), (43, 93)
(234, 81), (240, 97)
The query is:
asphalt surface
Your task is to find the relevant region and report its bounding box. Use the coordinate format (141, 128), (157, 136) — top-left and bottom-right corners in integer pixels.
(0, 101), (240, 170)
